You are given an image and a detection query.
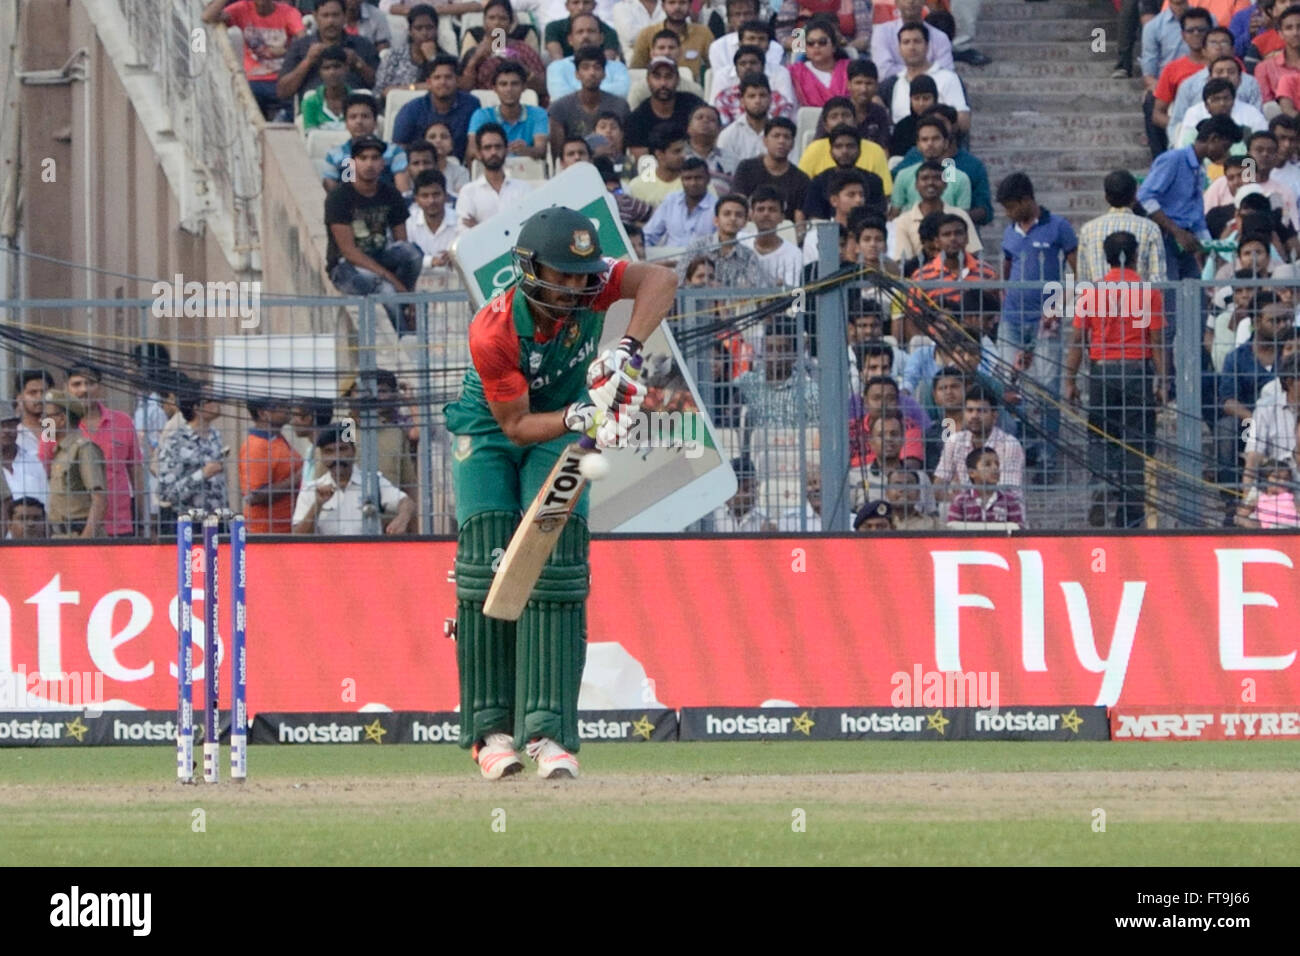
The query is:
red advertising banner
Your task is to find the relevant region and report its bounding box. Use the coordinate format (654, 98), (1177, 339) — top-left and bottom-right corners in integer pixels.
(0, 535), (1297, 713)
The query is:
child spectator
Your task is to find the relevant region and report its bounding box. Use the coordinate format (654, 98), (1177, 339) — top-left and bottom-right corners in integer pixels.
(946, 447), (1026, 527)
(322, 92), (411, 194)
(423, 121), (471, 196)
(299, 46), (351, 130)
(1237, 459), (1300, 527)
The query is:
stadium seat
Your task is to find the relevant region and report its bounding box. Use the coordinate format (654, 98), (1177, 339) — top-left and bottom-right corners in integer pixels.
(306, 129), (350, 162)
(792, 106), (820, 166)
(382, 88), (426, 141)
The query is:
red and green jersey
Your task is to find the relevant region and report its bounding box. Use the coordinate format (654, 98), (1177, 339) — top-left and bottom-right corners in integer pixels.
(445, 258), (629, 436)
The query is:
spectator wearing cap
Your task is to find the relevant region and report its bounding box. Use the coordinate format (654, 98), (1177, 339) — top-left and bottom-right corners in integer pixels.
(548, 47), (632, 158)
(64, 362), (142, 537)
(643, 156), (717, 245)
(292, 425), (414, 535)
(41, 391), (108, 538)
(630, 0), (714, 81)
(1076, 170), (1168, 284)
(466, 61), (549, 163)
(893, 161), (980, 261)
(239, 398), (303, 534)
(322, 92), (411, 193)
(1138, 114), (1241, 279)
(801, 127), (888, 221)
(934, 384), (1025, 496)
(871, 0), (955, 82)
(946, 447), (1026, 527)
(731, 117), (811, 223)
(676, 194), (765, 286)
(375, 4), (447, 97)
(391, 56), (482, 160)
(626, 56), (705, 158)
(713, 455), (775, 531)
(629, 123), (695, 207)
(201, 0), (304, 120)
(275, 0), (377, 103)
(797, 98), (894, 192)
(299, 46), (352, 131)
(888, 117), (972, 215)
(713, 46), (796, 126)
(594, 155), (654, 227)
(879, 22), (970, 136)
(455, 123), (535, 229)
(325, 134), (424, 330)
(548, 15), (631, 99)
(854, 498), (895, 531)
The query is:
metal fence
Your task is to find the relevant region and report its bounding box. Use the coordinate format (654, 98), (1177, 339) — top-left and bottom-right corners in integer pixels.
(2, 271), (1297, 539)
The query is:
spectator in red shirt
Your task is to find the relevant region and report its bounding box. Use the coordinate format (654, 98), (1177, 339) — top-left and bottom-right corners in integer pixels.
(238, 398), (304, 533)
(910, 213), (997, 310)
(946, 446), (1026, 527)
(851, 376), (926, 469)
(1152, 6), (1216, 136)
(1064, 230), (1167, 528)
(65, 362), (143, 537)
(1257, 3), (1300, 102)
(201, 0), (304, 121)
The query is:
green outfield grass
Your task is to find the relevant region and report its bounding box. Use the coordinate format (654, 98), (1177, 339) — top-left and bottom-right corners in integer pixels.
(2, 743), (1298, 866)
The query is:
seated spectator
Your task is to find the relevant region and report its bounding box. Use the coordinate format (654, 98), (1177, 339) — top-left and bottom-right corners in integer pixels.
(1261, 5), (1300, 105)
(625, 221), (647, 258)
(895, 105), (992, 225)
(946, 447), (1026, 527)
(854, 498), (896, 531)
(715, 75), (773, 169)
(797, 97), (894, 193)
(848, 59), (892, 153)
(299, 46), (351, 130)
(735, 323), (820, 430)
(375, 4), (446, 97)
(460, 0), (546, 96)
(921, 364), (967, 472)
(898, 209), (943, 276)
(276, 0), (377, 103)
(201, 0), (304, 121)
(870, 0), (954, 81)
(630, 0), (713, 81)
(548, 14), (631, 99)
(777, 471), (826, 531)
(590, 111), (633, 176)
(455, 123), (535, 228)
(1271, 114), (1300, 195)
(401, 140), (436, 201)
(1174, 75), (1266, 150)
(885, 467), (940, 529)
(643, 156), (716, 244)
(715, 48), (795, 127)
(423, 120), (471, 195)
(1236, 457), (1300, 527)
(934, 384), (1025, 494)
(545, 0), (623, 61)
(744, 185), (803, 286)
(391, 56), (481, 159)
(909, 213), (996, 310)
(559, 135), (593, 168)
(1171, 52), (1264, 136)
(292, 426), (414, 535)
(612, 0), (667, 60)
(710, 15), (794, 110)
(850, 373), (927, 469)
(548, 46), (632, 156)
(595, 155), (653, 226)
(712, 455), (776, 531)
(730, 117), (811, 222)
(801, 126), (888, 221)
(801, 170), (868, 266)
(853, 411), (932, 510)
(893, 161), (981, 261)
(239, 398), (303, 534)
(889, 117), (973, 214)
(343, 0), (391, 50)
(1148, 5), (1215, 134)
(684, 103), (733, 194)
(879, 22), (970, 135)
(1207, 274), (1259, 371)
(466, 62), (549, 162)
(1205, 131), (1300, 231)
(406, 169), (461, 266)
(676, 193), (765, 285)
(1217, 301), (1295, 491)
(786, 15), (851, 107)
(627, 56), (704, 158)
(157, 389), (228, 524)
(6, 496), (47, 539)
(888, 72), (937, 157)
(322, 92), (411, 193)
(345, 369), (419, 499)
(325, 135), (424, 331)
(628, 123), (693, 206)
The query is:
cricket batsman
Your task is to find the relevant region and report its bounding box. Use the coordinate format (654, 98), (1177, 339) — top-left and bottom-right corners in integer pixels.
(444, 207), (677, 779)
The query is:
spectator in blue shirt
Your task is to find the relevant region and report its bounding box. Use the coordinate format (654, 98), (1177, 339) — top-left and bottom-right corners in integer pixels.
(1138, 0), (1191, 157)
(1216, 299), (1295, 492)
(322, 92), (410, 194)
(546, 14), (631, 100)
(465, 61), (549, 162)
(1137, 114), (1241, 280)
(391, 55), (481, 160)
(1230, 2), (1265, 57)
(996, 172), (1078, 481)
(643, 158), (717, 247)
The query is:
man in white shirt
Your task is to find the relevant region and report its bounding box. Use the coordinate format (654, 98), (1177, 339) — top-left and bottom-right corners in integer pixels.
(1173, 77), (1267, 149)
(611, 0), (665, 59)
(1269, 115), (1300, 201)
(707, 4), (786, 94)
(406, 169), (461, 267)
(292, 425), (415, 535)
(871, 0), (955, 80)
(743, 185), (802, 285)
(454, 123), (535, 229)
(776, 471), (824, 531)
(716, 74), (771, 167)
(886, 24), (969, 134)
(1, 416), (48, 507)
(711, 455), (773, 531)
(12, 368), (54, 466)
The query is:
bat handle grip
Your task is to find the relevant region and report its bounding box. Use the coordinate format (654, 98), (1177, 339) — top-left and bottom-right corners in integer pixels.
(580, 351), (644, 451)
(579, 433), (598, 450)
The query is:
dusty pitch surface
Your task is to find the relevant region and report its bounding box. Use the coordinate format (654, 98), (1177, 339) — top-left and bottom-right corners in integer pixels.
(3, 770), (1297, 821)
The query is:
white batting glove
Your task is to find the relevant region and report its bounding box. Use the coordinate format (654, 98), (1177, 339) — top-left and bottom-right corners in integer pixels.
(564, 401), (603, 437)
(586, 336), (646, 413)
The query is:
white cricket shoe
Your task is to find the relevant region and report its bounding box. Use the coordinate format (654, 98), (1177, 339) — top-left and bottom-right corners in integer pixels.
(473, 733), (523, 780)
(526, 737), (580, 779)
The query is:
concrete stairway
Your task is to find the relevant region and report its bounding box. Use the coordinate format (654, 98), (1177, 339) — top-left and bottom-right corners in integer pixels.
(958, 0), (1151, 231)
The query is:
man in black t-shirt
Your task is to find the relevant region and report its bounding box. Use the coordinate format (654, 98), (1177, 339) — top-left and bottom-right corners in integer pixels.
(625, 57), (703, 156)
(325, 135), (424, 332)
(731, 116), (811, 223)
(802, 126), (887, 221)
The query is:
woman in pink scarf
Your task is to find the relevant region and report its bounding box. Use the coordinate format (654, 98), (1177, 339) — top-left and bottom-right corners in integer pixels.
(789, 15), (851, 107)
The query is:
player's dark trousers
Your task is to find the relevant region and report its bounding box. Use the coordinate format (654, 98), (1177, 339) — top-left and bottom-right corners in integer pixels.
(1088, 360), (1154, 528)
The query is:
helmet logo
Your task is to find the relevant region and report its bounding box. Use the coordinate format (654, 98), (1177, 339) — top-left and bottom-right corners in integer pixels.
(570, 229), (595, 256)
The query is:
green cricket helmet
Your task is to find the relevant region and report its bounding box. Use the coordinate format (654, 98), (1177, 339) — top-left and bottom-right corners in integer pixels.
(512, 207), (608, 314)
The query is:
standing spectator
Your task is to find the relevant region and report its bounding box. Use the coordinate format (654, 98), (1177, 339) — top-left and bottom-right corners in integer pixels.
(643, 156), (716, 243)
(391, 56), (482, 158)
(276, 0), (377, 102)
(731, 117), (812, 222)
(949, 0), (989, 65)
(1258, 3), (1300, 104)
(460, 0), (547, 95)
(848, 59), (892, 153)
(406, 169), (462, 266)
(325, 135), (425, 331)
(894, 161), (980, 261)
(1151, 6), (1217, 138)
(292, 427), (415, 535)
(343, 0), (392, 51)
(201, 0), (304, 120)
(1077, 169), (1168, 283)
(0, 418), (46, 520)
(322, 92), (411, 193)
(631, 0), (714, 80)
(1064, 231), (1167, 528)
(676, 194), (765, 285)
(423, 120), (472, 196)
(712, 455), (775, 530)
(946, 447), (1026, 526)
(871, 0), (954, 80)
(300, 46), (352, 131)
(157, 390), (229, 530)
(709, 10), (789, 100)
(130, 343), (172, 534)
(628, 123), (692, 205)
(375, 5), (444, 97)
(889, 117), (972, 213)
(455, 123), (535, 228)
(1139, 0), (1191, 153)
(787, 16), (852, 107)
(548, 47), (631, 155)
(1137, 115), (1241, 279)
(6, 497), (47, 539)
(717, 75), (776, 167)
(42, 391), (107, 539)
(1113, 0), (1165, 79)
(797, 97), (894, 190)
(881, 22), (969, 135)
(239, 398), (303, 534)
(745, 184), (804, 285)
(545, 0), (623, 60)
(548, 15), (631, 98)
(65, 362), (142, 537)
(626, 57), (704, 156)
(467, 62), (549, 162)
(11, 368), (55, 469)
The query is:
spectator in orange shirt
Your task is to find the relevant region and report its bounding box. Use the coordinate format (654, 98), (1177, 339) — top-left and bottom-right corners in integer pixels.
(910, 213), (997, 311)
(238, 398), (304, 533)
(1064, 231), (1167, 528)
(1152, 7), (1216, 136)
